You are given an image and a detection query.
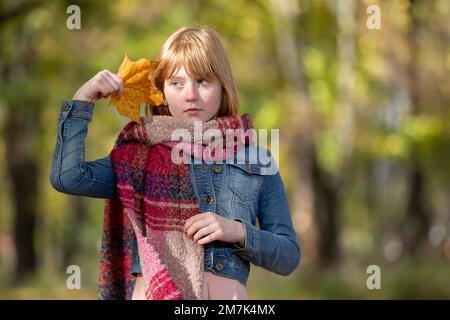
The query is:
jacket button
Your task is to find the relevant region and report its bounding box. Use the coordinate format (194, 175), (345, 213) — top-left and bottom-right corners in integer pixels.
(62, 103), (70, 111)
(215, 263), (224, 271)
(213, 165), (222, 173)
(206, 195), (214, 204)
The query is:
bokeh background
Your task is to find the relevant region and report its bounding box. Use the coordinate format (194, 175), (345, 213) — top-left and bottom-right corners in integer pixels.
(0, 0), (449, 299)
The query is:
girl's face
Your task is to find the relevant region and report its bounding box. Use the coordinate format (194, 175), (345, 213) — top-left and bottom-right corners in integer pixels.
(164, 66), (222, 122)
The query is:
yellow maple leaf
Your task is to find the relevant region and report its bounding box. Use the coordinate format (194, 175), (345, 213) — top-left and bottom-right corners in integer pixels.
(109, 53), (164, 123)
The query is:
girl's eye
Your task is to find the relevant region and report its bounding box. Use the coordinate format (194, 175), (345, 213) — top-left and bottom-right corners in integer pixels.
(171, 81), (183, 87)
(197, 79), (207, 85)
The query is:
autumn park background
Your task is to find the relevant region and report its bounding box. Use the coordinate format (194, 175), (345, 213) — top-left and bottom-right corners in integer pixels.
(0, 0), (449, 299)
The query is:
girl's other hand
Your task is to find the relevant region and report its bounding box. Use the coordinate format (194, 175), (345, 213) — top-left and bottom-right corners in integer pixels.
(183, 212), (245, 246)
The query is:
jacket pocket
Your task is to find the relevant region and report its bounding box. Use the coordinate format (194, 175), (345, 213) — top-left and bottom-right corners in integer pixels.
(228, 163), (265, 203)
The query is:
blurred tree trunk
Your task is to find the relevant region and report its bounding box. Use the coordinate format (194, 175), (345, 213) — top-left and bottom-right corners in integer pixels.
(311, 146), (339, 266)
(1, 74), (40, 283)
(63, 197), (88, 267)
(270, 0), (343, 267)
(0, 1), (44, 282)
(402, 0), (430, 256)
(3, 111), (39, 281)
(336, 0), (356, 157)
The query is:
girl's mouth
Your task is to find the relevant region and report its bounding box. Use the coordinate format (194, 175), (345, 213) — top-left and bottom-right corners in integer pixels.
(184, 108), (202, 114)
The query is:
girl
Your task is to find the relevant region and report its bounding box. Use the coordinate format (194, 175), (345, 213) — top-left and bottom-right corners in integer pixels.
(50, 26), (300, 300)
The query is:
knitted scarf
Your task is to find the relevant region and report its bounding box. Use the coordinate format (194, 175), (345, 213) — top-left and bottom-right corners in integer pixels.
(98, 114), (254, 300)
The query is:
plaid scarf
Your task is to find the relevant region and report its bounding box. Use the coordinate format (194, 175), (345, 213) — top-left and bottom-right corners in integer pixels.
(98, 114), (253, 300)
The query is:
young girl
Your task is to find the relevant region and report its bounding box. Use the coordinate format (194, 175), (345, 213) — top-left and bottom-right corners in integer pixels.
(50, 26), (300, 300)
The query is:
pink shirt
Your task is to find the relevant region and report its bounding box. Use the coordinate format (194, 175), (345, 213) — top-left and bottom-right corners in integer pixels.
(132, 271), (248, 300)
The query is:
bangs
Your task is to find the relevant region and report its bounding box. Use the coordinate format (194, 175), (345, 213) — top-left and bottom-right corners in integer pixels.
(160, 42), (218, 83)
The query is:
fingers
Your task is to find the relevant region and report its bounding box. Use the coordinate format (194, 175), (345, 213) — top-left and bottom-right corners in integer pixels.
(197, 231), (220, 245)
(185, 218), (211, 239)
(96, 70), (124, 98)
(192, 225), (214, 243)
(187, 221), (221, 245)
(183, 213), (207, 233)
(95, 83), (110, 100)
(184, 212), (228, 245)
(102, 70), (124, 95)
(110, 72), (124, 95)
(94, 76), (114, 99)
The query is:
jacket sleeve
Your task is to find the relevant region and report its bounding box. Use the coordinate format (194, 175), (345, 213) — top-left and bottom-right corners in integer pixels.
(233, 170), (301, 276)
(49, 100), (118, 199)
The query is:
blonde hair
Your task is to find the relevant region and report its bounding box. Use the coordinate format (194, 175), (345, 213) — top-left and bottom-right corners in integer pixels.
(147, 26), (239, 117)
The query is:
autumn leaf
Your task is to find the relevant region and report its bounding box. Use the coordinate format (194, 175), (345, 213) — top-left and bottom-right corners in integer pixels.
(109, 53), (164, 123)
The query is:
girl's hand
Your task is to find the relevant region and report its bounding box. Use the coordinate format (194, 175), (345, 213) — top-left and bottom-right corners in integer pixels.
(183, 212), (245, 246)
(72, 69), (124, 103)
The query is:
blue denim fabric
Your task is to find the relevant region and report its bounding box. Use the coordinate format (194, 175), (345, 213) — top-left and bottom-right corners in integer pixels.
(50, 100), (301, 286)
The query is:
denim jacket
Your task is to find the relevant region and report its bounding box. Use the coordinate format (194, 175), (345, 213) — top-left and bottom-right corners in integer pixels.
(50, 100), (301, 287)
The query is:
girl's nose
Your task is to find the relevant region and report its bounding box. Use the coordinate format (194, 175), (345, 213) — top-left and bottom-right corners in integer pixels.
(185, 82), (199, 101)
